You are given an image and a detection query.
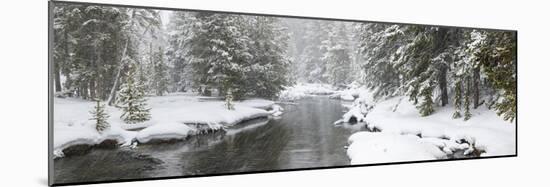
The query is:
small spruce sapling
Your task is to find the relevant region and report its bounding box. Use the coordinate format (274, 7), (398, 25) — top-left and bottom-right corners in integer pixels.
(418, 81), (435, 117)
(225, 88), (235, 110)
(90, 99), (110, 133)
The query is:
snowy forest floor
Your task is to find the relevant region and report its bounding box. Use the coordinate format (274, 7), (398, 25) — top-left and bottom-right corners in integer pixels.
(53, 92), (281, 158)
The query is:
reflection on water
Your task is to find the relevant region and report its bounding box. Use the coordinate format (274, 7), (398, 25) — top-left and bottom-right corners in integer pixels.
(54, 97), (366, 184)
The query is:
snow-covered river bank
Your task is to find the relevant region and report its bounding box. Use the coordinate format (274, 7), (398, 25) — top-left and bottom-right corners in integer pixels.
(53, 84), (515, 184)
(53, 93), (282, 157)
(54, 96), (360, 184)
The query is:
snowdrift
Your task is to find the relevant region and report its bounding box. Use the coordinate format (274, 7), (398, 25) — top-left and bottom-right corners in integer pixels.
(347, 132), (447, 165)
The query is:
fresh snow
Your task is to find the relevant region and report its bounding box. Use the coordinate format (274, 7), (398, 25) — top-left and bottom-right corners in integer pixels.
(340, 97), (373, 124)
(268, 104), (284, 117)
(279, 83), (337, 101)
(239, 99), (275, 110)
(148, 94), (270, 127)
(53, 98), (137, 152)
(278, 83), (372, 102)
(135, 122), (195, 143)
(53, 93), (280, 157)
(347, 132), (447, 165)
(342, 88), (515, 164)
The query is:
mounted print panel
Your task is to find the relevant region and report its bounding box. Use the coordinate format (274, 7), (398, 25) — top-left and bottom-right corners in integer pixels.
(49, 1), (517, 186)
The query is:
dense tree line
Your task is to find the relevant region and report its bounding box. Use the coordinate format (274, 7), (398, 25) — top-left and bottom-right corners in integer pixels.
(53, 4), (163, 103)
(167, 12), (291, 99)
(53, 4), (516, 122)
(285, 20), (360, 86)
(356, 24), (516, 122)
(54, 4), (291, 103)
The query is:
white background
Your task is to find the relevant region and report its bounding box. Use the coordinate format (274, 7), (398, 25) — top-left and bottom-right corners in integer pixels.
(0, 0), (548, 186)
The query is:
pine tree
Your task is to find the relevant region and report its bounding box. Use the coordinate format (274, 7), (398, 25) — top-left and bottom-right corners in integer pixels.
(58, 5), (129, 100)
(283, 19), (311, 83)
(322, 23), (352, 86)
(117, 63), (151, 124)
(300, 20), (329, 83)
(152, 46), (169, 96)
(107, 7), (162, 105)
(90, 99), (110, 132)
(397, 27), (438, 116)
(417, 79), (436, 116)
(357, 24), (404, 99)
(225, 88), (235, 110)
(477, 32), (516, 122)
(187, 12), (251, 99)
(244, 16), (291, 99)
(390, 26), (463, 117)
(450, 30), (481, 120)
(52, 4), (81, 93)
(52, 4), (162, 102)
(166, 11), (195, 92)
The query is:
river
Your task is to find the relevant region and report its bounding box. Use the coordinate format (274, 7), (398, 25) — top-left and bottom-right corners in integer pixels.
(54, 97), (367, 184)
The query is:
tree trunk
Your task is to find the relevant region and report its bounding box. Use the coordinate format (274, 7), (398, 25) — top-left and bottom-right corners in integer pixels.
(439, 65), (448, 106)
(203, 86), (211, 96)
(89, 80), (96, 100)
(95, 44), (103, 100)
(434, 29), (449, 107)
(473, 65), (480, 108)
(107, 38), (130, 106)
(63, 29), (71, 93)
(54, 63), (62, 92)
(80, 83), (88, 100)
(55, 28), (71, 93)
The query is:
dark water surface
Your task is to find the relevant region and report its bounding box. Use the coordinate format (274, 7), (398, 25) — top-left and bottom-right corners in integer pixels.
(54, 97), (366, 184)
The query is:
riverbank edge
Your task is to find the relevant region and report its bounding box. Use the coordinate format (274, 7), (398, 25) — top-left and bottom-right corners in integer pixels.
(54, 115), (273, 159)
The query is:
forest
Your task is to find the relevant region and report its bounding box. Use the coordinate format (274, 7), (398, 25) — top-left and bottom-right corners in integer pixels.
(53, 4), (516, 123)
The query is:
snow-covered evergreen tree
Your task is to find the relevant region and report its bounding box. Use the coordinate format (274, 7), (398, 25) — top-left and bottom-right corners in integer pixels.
(283, 19), (310, 83)
(452, 30), (485, 120)
(392, 26), (462, 116)
(90, 99), (110, 132)
(117, 63), (151, 124)
(244, 16), (291, 98)
(322, 22), (353, 86)
(477, 31), (516, 122)
(187, 12), (251, 99)
(225, 88), (235, 110)
(52, 4), (82, 93)
(152, 46), (170, 96)
(300, 20), (329, 83)
(107, 7), (162, 105)
(166, 11), (196, 92)
(357, 24), (404, 99)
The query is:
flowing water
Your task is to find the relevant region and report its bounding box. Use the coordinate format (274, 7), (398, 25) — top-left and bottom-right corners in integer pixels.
(54, 97), (367, 184)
